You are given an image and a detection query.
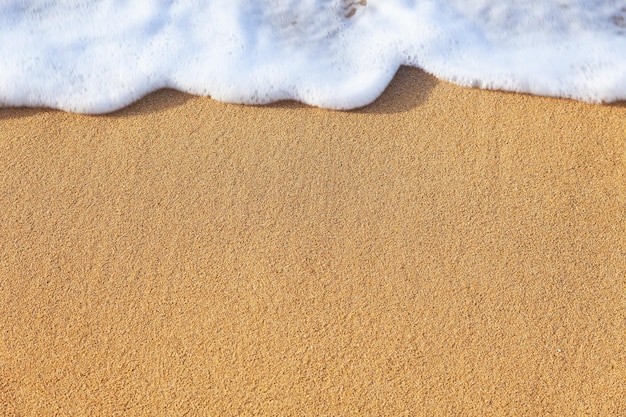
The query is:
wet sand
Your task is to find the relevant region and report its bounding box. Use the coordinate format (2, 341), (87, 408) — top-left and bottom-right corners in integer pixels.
(1, 67), (625, 415)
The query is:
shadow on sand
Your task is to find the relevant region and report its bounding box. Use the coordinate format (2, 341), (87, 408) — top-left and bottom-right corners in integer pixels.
(354, 66), (439, 114)
(104, 88), (195, 118)
(258, 66), (438, 115)
(1, 66), (623, 120)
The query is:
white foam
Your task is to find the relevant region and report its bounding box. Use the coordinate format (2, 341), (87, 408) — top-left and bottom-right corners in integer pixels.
(0, 0), (624, 113)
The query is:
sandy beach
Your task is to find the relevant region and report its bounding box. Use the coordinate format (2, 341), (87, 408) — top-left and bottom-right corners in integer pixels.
(1, 67), (625, 415)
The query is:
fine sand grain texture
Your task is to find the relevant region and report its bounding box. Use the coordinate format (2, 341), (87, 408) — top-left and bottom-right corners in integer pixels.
(1, 68), (625, 416)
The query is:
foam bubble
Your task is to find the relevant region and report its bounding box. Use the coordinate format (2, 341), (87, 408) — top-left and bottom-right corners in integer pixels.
(0, 0), (624, 113)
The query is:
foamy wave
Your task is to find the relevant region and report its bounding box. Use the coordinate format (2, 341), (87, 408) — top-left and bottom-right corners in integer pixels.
(1, 0), (625, 113)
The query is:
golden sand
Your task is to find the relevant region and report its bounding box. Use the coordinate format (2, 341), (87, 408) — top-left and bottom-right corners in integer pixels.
(1, 68), (625, 415)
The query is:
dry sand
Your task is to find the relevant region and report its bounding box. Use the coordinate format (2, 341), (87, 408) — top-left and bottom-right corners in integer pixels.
(1, 67), (625, 416)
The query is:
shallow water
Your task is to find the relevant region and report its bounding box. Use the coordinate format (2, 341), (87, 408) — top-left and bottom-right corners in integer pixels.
(1, 0), (625, 113)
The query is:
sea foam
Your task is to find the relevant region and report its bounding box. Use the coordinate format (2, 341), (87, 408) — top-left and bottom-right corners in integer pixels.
(1, 0), (625, 113)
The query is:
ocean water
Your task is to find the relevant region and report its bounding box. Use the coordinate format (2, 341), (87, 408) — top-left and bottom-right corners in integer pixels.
(1, 0), (625, 113)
